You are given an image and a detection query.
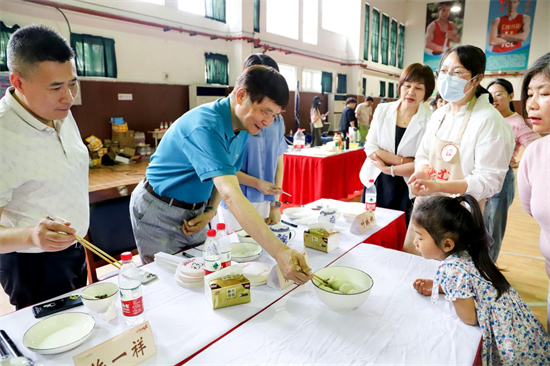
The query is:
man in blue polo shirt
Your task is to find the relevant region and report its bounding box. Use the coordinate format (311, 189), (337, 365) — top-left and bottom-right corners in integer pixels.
(130, 66), (312, 284)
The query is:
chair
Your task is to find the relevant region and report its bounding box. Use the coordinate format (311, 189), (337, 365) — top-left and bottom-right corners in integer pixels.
(85, 184), (139, 283)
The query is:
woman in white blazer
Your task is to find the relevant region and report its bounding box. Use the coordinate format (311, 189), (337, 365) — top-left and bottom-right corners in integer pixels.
(360, 63), (435, 225)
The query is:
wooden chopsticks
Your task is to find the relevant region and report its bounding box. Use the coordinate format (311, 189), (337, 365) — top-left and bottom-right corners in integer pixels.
(312, 274), (330, 287)
(45, 215), (121, 270)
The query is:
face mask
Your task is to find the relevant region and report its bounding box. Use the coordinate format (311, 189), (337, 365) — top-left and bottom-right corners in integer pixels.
(437, 73), (477, 103)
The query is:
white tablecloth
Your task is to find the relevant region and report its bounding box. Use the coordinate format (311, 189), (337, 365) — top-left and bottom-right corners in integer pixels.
(0, 202), (404, 365)
(188, 245), (483, 365)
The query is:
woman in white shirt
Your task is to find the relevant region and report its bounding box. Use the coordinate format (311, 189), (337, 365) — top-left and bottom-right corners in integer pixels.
(360, 63), (434, 225)
(404, 45), (515, 254)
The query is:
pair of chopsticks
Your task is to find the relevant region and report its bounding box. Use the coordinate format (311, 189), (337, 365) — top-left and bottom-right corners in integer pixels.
(45, 215), (121, 270)
(312, 274), (330, 287)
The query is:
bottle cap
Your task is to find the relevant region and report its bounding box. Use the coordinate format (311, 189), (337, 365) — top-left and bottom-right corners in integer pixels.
(216, 223), (226, 231)
(121, 251), (132, 261)
(207, 229), (217, 237)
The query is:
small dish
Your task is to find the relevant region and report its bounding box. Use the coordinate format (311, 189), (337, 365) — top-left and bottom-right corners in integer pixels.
(236, 230), (258, 244)
(283, 207), (312, 219)
(230, 242), (263, 262)
(23, 313), (95, 355)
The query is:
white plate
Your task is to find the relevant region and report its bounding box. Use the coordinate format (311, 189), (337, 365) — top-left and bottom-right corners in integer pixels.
(283, 207), (312, 219)
(174, 274), (203, 289)
(230, 242), (263, 262)
(177, 257), (204, 278)
(23, 312), (95, 355)
(235, 230), (258, 244)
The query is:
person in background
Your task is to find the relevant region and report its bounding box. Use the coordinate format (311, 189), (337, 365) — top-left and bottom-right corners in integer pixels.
(130, 65), (312, 284)
(404, 45), (514, 254)
(429, 98), (437, 113)
(379, 98), (388, 104)
(338, 97), (357, 134)
(425, 2), (461, 55)
(355, 96), (374, 142)
(484, 78), (540, 261)
(310, 96), (327, 147)
(0, 25), (89, 309)
(412, 195), (550, 365)
(220, 54), (288, 232)
(518, 51), (550, 331)
(489, 0), (531, 54)
(360, 63), (434, 225)
(435, 93), (445, 109)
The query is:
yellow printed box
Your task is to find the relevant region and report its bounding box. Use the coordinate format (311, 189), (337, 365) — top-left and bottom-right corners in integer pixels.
(112, 123), (128, 132)
(205, 274), (251, 310)
(304, 229), (340, 253)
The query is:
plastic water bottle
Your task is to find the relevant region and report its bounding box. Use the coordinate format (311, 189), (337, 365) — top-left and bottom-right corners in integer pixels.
(216, 223), (231, 268)
(119, 252), (145, 326)
(365, 179), (377, 211)
(293, 129), (305, 150)
(203, 229), (221, 275)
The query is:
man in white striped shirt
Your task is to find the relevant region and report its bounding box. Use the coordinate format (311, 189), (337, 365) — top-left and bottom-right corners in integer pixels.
(0, 25), (89, 309)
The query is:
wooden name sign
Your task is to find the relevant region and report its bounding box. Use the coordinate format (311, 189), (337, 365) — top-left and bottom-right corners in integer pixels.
(350, 210), (376, 235)
(73, 322), (156, 366)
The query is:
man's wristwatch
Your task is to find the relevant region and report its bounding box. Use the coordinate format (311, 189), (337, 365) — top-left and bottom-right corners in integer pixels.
(270, 201), (282, 208)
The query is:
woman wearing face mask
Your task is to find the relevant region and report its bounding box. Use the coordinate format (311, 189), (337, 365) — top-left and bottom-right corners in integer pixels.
(403, 45), (515, 254)
(310, 96), (327, 147)
(484, 79), (540, 261)
(360, 63), (434, 225)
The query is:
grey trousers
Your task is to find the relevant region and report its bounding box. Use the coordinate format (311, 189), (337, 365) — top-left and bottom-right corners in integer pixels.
(129, 181), (207, 263)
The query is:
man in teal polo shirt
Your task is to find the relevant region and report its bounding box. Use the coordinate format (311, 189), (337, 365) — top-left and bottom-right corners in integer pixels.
(130, 66), (312, 284)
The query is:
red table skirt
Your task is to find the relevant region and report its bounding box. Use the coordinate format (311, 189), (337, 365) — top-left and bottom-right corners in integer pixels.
(363, 210), (406, 251)
(281, 149), (366, 205)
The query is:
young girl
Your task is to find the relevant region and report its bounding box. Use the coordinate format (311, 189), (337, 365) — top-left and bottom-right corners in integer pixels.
(411, 195), (550, 365)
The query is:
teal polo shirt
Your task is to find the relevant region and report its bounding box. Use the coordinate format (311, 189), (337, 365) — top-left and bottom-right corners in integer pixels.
(146, 97), (249, 203)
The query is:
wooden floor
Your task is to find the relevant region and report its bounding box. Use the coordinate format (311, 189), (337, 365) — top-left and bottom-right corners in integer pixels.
(1, 156), (547, 332)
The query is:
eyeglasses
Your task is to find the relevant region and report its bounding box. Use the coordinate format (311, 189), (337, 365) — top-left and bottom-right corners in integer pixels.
(435, 69), (472, 78)
(491, 92), (508, 100)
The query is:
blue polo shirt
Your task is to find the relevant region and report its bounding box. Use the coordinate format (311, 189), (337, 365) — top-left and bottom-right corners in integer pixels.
(146, 97), (248, 203)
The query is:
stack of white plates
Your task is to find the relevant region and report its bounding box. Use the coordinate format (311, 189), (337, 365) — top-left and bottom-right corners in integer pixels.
(174, 257), (205, 289)
(154, 252), (186, 272)
(242, 262), (270, 286)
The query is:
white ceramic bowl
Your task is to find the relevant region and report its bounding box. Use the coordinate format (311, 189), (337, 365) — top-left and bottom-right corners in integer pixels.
(312, 266), (374, 312)
(283, 207), (312, 219)
(236, 230), (258, 244)
(23, 312), (95, 355)
(81, 282), (119, 313)
(230, 242), (263, 262)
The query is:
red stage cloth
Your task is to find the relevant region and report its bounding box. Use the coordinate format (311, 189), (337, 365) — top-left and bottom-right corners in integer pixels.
(363, 210), (406, 251)
(281, 149), (366, 205)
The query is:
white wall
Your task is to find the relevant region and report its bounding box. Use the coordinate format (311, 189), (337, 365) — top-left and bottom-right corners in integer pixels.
(2, 0), (546, 98)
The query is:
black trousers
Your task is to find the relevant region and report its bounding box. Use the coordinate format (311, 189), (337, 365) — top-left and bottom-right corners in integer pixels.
(0, 244), (87, 309)
(310, 123), (323, 147)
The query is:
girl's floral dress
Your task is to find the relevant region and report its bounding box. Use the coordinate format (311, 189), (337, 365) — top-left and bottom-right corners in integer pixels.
(432, 251), (550, 365)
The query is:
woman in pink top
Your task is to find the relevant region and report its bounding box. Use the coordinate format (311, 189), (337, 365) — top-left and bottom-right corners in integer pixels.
(517, 51), (550, 331)
(484, 78), (540, 261)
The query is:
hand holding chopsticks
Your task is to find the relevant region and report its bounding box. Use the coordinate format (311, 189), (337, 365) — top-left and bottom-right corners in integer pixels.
(45, 215), (122, 270)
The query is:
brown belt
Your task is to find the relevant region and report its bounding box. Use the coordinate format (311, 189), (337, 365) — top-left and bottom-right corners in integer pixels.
(144, 180), (206, 210)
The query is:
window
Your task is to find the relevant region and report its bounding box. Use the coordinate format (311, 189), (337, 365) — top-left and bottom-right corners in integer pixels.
(362, 78), (367, 95)
(303, 0), (318, 45)
(205, 52), (228, 85)
(370, 8), (380, 63)
(321, 72), (333, 94)
(205, 0), (226, 23)
(253, 0), (260, 32)
(71, 33), (117, 78)
(363, 4), (370, 61)
(379, 81), (386, 97)
(390, 19), (398, 67)
(266, 0), (298, 40)
(388, 83), (394, 98)
(302, 69), (322, 93)
(337, 74), (347, 94)
(279, 64), (297, 91)
(398, 23), (405, 69)
(395, 83), (399, 98)
(322, 0), (350, 36)
(0, 22), (19, 72)
(380, 14), (389, 65)
(177, 0), (205, 16)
